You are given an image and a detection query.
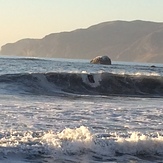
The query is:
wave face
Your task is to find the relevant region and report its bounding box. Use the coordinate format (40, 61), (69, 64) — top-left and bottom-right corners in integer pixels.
(0, 72), (163, 97)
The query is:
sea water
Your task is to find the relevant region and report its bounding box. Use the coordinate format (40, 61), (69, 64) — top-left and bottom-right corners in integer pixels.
(0, 56), (162, 163)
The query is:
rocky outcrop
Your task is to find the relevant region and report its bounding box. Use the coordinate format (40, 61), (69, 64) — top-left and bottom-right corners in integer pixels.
(90, 56), (111, 65)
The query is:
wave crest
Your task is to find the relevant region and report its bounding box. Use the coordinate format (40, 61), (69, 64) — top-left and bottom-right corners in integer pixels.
(0, 72), (163, 97)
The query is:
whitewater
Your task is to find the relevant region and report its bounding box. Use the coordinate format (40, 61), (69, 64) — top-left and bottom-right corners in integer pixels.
(0, 56), (162, 163)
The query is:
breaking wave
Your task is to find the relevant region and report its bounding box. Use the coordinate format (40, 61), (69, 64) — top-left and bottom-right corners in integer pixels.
(0, 126), (163, 162)
(0, 72), (163, 97)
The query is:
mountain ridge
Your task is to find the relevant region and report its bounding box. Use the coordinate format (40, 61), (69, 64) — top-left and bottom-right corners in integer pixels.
(1, 20), (163, 63)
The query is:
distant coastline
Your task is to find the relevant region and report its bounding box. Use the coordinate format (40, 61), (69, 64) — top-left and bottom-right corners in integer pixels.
(1, 20), (163, 63)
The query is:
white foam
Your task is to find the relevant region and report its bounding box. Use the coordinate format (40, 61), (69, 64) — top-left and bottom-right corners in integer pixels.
(108, 71), (161, 77)
(41, 126), (93, 155)
(0, 126), (163, 161)
(118, 132), (163, 155)
(41, 127), (163, 157)
(133, 72), (160, 76)
(31, 73), (63, 94)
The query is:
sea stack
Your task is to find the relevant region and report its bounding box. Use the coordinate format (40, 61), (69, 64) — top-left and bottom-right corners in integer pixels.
(90, 55), (111, 65)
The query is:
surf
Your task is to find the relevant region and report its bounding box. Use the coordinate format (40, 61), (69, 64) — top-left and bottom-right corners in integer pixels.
(0, 72), (162, 97)
(0, 126), (163, 162)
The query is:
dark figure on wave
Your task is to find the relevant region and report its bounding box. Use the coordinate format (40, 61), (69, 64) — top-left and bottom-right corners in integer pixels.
(87, 74), (95, 83)
(90, 55), (111, 65)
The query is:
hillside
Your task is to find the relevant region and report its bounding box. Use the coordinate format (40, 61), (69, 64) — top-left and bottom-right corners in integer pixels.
(1, 20), (163, 63)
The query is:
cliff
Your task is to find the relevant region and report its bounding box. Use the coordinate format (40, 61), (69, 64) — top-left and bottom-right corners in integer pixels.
(1, 20), (163, 63)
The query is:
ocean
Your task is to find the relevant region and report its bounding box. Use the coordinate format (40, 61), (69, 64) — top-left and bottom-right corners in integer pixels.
(0, 56), (162, 163)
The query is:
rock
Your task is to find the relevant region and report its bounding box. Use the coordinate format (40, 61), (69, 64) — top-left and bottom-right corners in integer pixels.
(90, 56), (111, 65)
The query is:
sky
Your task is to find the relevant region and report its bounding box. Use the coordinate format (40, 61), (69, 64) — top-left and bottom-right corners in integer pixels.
(0, 0), (163, 48)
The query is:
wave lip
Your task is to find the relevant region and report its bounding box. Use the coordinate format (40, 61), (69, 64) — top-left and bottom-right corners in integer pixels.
(0, 72), (162, 97)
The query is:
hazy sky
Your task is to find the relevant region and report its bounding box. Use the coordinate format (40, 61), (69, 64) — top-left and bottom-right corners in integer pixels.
(0, 0), (163, 47)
